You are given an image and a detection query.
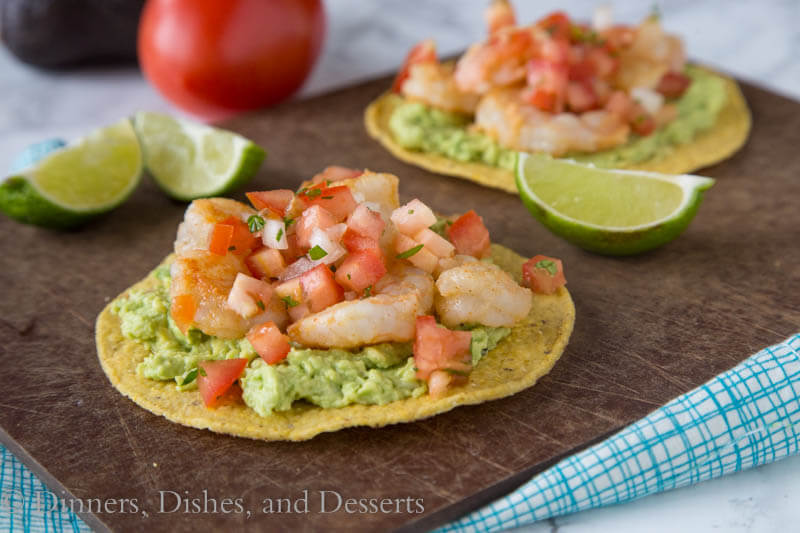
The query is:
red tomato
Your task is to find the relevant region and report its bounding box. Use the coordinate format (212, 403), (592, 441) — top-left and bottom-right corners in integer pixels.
(221, 216), (259, 255)
(209, 222), (235, 255)
(525, 60), (568, 112)
(536, 11), (571, 40)
(447, 211), (491, 258)
(138, 0), (326, 119)
(657, 71), (692, 98)
(392, 39), (437, 93)
(522, 255), (566, 294)
(335, 249), (387, 293)
(246, 190), (294, 215)
(347, 204), (385, 241)
(247, 322), (291, 364)
(171, 294), (196, 334)
(300, 264), (344, 313)
(413, 316), (472, 382)
(630, 109), (656, 136)
(281, 233), (305, 264)
(342, 229), (381, 254)
(197, 359), (248, 407)
(246, 248), (287, 279)
(299, 185), (357, 222)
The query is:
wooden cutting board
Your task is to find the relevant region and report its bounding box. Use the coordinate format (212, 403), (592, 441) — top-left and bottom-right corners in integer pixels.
(1, 73), (799, 533)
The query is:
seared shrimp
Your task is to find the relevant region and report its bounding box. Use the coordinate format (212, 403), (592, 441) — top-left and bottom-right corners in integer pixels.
(402, 62), (481, 114)
(454, 25), (539, 94)
(485, 0), (516, 34)
(475, 88), (630, 155)
(614, 18), (686, 91)
(174, 198), (255, 255)
(170, 251), (287, 339)
(435, 261), (532, 328)
(287, 265), (435, 348)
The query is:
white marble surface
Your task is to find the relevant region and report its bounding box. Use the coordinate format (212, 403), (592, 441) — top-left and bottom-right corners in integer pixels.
(2, 1), (799, 532)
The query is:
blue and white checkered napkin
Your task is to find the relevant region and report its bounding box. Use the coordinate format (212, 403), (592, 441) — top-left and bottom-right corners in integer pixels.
(2, 335), (799, 532)
(440, 333), (800, 532)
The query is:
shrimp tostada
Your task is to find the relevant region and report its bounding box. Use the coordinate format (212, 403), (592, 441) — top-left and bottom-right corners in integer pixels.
(96, 167), (575, 441)
(365, 2), (751, 193)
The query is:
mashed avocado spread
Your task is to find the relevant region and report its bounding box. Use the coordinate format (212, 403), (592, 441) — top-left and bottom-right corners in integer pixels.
(111, 265), (510, 416)
(388, 65), (727, 169)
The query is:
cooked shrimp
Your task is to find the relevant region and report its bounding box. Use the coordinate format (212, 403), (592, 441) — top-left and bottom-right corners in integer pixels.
(287, 265), (434, 348)
(453, 26), (538, 94)
(435, 261), (532, 328)
(402, 62), (481, 114)
(174, 198), (255, 255)
(170, 251), (288, 339)
(475, 87), (630, 155)
(485, 0), (516, 34)
(613, 18), (686, 91)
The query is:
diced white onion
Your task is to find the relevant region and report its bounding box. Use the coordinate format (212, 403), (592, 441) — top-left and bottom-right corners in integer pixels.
(308, 227), (346, 265)
(631, 87), (664, 115)
(279, 257), (314, 281)
(262, 218), (288, 250)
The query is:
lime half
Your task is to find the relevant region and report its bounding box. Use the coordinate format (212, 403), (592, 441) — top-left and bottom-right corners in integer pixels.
(516, 153), (715, 255)
(134, 111), (265, 201)
(0, 119), (142, 229)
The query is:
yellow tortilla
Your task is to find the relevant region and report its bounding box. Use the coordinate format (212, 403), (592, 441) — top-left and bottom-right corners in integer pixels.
(365, 67), (751, 193)
(96, 244), (575, 441)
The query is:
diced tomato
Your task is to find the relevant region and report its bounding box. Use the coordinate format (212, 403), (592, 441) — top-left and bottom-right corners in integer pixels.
(605, 90), (633, 118)
(525, 60), (568, 112)
(171, 293), (196, 334)
(536, 11), (571, 40)
(587, 47), (618, 78)
(246, 321), (291, 364)
(281, 233), (305, 264)
(395, 234), (438, 273)
(208, 222), (234, 255)
(522, 255), (566, 294)
(342, 228), (382, 254)
(335, 249), (387, 293)
(246, 248), (287, 279)
(227, 273), (273, 318)
(656, 71), (691, 99)
(220, 216), (259, 255)
(601, 25), (635, 52)
(300, 185), (357, 222)
(300, 264), (344, 313)
(540, 36), (570, 64)
(275, 277), (304, 303)
(391, 199), (437, 236)
(197, 358), (248, 408)
(347, 204), (385, 241)
(311, 166), (363, 184)
(296, 205), (337, 249)
(392, 39), (437, 93)
(246, 190), (294, 215)
(413, 228), (454, 258)
(413, 316), (472, 383)
(566, 81), (598, 112)
(447, 211), (491, 258)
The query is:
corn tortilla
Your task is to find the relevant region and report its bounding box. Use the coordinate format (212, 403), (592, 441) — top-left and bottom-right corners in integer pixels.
(96, 244), (575, 441)
(364, 66), (751, 193)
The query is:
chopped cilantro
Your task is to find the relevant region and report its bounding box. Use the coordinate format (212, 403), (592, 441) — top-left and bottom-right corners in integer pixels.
(305, 188), (322, 198)
(535, 259), (558, 276)
(182, 368), (198, 385)
(362, 286), (373, 298)
(228, 245), (236, 251)
(284, 217), (295, 227)
(321, 195), (334, 200)
(309, 245), (328, 260)
(247, 214), (265, 233)
(256, 300), (266, 311)
(396, 244), (424, 259)
(281, 295), (300, 308)
(276, 227), (284, 241)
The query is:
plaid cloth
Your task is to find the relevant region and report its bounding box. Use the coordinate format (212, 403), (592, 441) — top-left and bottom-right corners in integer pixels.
(440, 333), (800, 532)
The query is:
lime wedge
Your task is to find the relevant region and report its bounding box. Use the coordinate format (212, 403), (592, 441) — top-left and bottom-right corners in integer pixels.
(516, 153), (714, 255)
(134, 111), (265, 201)
(0, 119), (142, 229)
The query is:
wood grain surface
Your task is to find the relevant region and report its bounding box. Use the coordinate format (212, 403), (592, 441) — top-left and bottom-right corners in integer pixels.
(1, 74), (799, 533)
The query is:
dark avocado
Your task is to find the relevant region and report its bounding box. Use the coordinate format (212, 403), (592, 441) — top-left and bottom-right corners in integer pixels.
(1, 0), (145, 68)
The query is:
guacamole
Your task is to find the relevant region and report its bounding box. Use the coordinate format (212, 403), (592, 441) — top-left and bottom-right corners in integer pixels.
(111, 266), (510, 416)
(388, 65), (727, 169)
